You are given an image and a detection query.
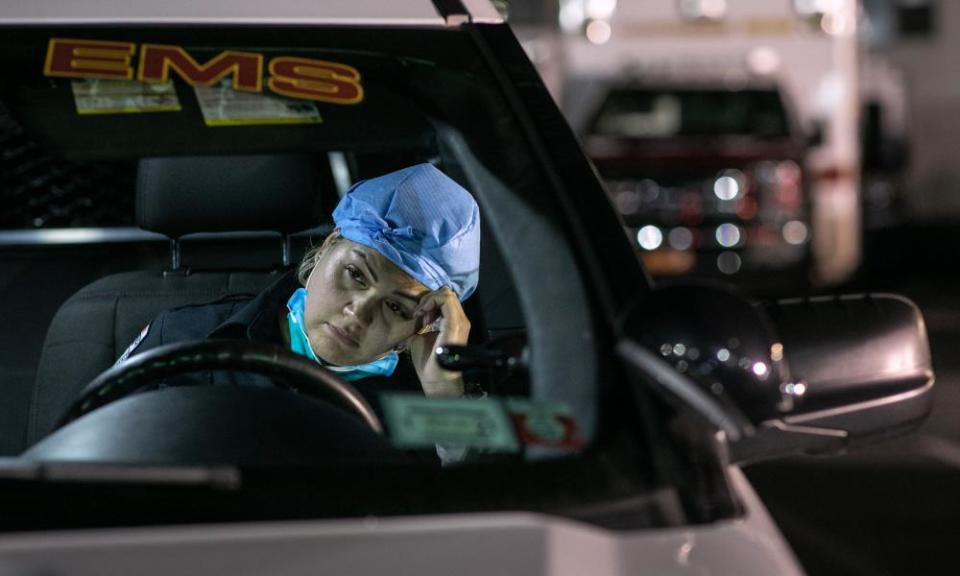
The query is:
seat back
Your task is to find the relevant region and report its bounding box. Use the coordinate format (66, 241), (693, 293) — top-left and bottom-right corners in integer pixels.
(27, 271), (279, 443)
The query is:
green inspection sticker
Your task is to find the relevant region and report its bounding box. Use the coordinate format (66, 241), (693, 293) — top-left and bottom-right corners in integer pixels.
(381, 393), (520, 452)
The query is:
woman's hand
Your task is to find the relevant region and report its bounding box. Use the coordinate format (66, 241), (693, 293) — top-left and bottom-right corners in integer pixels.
(407, 287), (470, 397)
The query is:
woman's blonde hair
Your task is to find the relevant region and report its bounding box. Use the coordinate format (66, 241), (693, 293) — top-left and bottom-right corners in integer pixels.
(297, 244), (323, 286)
(297, 231), (340, 286)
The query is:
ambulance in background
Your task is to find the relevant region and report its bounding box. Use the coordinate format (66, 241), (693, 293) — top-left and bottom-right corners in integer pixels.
(558, 0), (861, 287)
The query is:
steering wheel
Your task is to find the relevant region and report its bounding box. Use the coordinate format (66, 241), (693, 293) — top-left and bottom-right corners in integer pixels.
(55, 339), (384, 434)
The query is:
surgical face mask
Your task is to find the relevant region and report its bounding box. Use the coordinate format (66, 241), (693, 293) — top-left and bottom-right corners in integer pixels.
(286, 287), (398, 382)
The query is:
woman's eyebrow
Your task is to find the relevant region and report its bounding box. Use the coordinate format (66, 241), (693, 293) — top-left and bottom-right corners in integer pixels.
(352, 248), (422, 306)
(351, 249), (379, 283)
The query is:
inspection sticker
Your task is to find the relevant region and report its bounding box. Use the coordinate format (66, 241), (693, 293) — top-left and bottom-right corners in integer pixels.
(504, 398), (585, 449)
(71, 79), (181, 115)
(381, 393), (519, 452)
(195, 81), (322, 127)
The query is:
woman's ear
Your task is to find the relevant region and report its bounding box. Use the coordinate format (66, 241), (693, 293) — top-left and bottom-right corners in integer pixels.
(301, 230), (340, 287)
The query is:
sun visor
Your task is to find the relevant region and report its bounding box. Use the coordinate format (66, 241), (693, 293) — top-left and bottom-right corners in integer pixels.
(6, 65), (433, 161)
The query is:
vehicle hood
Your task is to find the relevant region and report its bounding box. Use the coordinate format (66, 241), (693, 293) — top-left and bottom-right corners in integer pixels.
(0, 469), (803, 576)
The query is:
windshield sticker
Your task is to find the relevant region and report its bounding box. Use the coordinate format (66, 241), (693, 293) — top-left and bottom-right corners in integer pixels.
(71, 79), (181, 115)
(504, 398), (585, 449)
(266, 57), (363, 104)
(195, 81), (322, 127)
(45, 38), (136, 81)
(138, 44), (263, 93)
(45, 38), (364, 105)
(381, 393), (520, 452)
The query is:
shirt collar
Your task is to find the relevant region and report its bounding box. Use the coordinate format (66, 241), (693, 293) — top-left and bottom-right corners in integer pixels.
(208, 270), (300, 342)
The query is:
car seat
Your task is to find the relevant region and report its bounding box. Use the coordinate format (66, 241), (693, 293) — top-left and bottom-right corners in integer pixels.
(25, 154), (325, 445)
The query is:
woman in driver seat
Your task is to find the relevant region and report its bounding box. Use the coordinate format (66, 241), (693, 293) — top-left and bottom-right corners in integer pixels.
(118, 163), (481, 406)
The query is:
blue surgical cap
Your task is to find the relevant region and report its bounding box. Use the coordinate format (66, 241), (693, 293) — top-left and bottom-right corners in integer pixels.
(332, 163), (481, 300)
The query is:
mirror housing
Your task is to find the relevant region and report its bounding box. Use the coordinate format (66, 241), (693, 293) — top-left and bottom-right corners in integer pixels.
(620, 285), (934, 464)
(734, 293), (934, 463)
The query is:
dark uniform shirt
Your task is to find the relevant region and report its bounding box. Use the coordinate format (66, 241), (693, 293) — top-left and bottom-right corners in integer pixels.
(123, 270), (423, 420)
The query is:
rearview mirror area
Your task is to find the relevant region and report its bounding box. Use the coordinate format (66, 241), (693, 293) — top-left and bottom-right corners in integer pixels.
(620, 285), (934, 465)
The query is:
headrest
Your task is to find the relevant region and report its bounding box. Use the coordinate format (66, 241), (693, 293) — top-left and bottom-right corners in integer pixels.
(136, 155), (322, 238)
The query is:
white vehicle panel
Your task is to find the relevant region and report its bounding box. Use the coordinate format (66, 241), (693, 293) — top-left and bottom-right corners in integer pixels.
(460, 0), (504, 24)
(0, 469), (803, 576)
(0, 0), (445, 26)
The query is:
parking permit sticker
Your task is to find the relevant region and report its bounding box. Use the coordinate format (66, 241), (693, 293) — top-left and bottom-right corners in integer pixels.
(504, 398), (585, 449)
(381, 393), (519, 452)
(71, 79), (181, 115)
(195, 81), (322, 127)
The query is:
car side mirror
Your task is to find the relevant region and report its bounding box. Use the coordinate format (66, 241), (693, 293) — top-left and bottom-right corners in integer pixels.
(619, 285), (934, 464)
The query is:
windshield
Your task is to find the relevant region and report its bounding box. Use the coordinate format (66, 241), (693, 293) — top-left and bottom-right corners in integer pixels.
(0, 27), (605, 480)
(589, 87), (792, 139)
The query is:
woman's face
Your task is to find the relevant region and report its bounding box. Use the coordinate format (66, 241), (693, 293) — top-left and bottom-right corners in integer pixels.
(304, 234), (430, 365)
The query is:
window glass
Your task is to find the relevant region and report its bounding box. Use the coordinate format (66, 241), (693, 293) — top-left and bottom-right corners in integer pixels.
(590, 87), (792, 139)
(0, 27), (598, 474)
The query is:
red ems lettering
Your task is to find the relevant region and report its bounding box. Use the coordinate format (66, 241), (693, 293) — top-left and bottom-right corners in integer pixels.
(44, 38), (364, 105)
